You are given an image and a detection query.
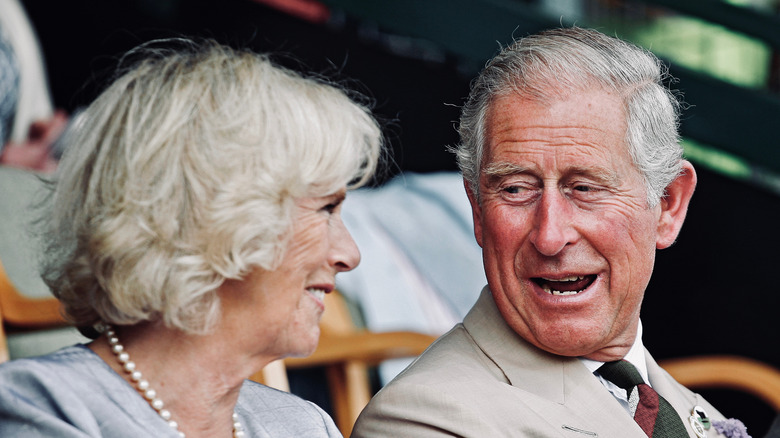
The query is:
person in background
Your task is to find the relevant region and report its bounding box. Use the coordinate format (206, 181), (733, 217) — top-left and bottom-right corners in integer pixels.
(0, 38), (382, 437)
(0, 0), (66, 172)
(353, 27), (746, 438)
(0, 22), (19, 148)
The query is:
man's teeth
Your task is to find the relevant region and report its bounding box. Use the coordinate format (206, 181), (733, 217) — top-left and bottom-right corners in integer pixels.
(541, 284), (580, 295)
(540, 276), (586, 296)
(307, 288), (326, 300)
(541, 275), (584, 282)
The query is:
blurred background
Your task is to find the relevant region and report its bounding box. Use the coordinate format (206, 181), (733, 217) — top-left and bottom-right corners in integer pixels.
(8, 0), (780, 435)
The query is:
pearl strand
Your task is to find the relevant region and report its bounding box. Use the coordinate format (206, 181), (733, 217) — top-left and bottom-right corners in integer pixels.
(104, 326), (245, 438)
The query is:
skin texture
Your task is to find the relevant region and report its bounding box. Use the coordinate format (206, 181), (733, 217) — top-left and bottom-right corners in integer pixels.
(217, 188), (360, 364)
(89, 188), (360, 437)
(467, 89), (696, 362)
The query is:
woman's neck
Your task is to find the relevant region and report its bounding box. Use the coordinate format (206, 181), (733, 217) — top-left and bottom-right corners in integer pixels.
(89, 322), (248, 437)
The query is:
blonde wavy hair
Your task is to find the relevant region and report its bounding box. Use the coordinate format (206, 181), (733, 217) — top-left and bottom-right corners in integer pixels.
(41, 39), (382, 336)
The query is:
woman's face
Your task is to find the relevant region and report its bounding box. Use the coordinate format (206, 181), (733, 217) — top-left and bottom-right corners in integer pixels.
(219, 188), (359, 361)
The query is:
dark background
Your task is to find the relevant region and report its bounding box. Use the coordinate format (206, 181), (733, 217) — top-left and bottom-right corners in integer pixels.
(24, 0), (469, 175)
(22, 0), (780, 434)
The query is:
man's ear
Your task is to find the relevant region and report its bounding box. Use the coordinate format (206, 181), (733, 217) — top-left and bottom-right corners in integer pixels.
(464, 179), (484, 248)
(656, 160), (697, 249)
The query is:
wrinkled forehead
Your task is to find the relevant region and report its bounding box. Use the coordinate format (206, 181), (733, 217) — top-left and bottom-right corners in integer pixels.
(483, 88), (628, 145)
(480, 89), (637, 179)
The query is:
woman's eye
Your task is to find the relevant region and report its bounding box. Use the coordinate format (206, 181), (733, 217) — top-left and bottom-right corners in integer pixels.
(321, 202), (339, 214)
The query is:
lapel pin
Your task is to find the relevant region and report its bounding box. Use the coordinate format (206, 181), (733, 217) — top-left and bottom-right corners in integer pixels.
(689, 405), (711, 438)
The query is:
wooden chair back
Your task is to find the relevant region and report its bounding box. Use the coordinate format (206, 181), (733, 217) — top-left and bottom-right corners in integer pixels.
(661, 355), (780, 412)
(0, 258), (67, 363)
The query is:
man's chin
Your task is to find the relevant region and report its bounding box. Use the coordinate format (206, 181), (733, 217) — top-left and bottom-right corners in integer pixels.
(533, 333), (635, 361)
(529, 330), (627, 359)
(581, 347), (634, 362)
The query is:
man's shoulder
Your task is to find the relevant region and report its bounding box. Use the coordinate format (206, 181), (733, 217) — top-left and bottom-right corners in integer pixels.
(388, 322), (507, 387)
(353, 323), (571, 438)
(355, 321), (513, 421)
(352, 324), (505, 438)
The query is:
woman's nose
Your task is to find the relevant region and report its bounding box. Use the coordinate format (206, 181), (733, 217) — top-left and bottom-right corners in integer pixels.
(329, 217), (361, 272)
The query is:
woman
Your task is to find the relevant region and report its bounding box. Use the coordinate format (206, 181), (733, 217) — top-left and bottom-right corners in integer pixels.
(0, 39), (382, 437)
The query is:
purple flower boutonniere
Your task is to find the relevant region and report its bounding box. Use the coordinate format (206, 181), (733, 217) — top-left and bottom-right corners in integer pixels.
(713, 418), (751, 438)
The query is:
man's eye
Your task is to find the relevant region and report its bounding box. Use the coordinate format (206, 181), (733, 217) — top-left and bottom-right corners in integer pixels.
(499, 184), (538, 203)
(569, 184), (609, 200)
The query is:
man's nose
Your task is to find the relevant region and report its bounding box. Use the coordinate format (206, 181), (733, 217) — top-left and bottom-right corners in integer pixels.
(528, 189), (578, 256)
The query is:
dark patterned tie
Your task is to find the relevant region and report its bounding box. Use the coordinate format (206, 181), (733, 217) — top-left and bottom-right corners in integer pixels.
(598, 360), (689, 438)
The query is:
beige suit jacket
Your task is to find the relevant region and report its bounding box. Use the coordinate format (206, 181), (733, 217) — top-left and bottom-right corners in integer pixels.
(353, 287), (730, 437)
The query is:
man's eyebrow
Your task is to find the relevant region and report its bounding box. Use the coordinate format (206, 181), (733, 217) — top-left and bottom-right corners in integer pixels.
(565, 166), (622, 185)
(482, 162), (622, 185)
(482, 161), (531, 178)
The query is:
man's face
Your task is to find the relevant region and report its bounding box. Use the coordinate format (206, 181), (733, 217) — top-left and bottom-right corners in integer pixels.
(469, 89), (665, 361)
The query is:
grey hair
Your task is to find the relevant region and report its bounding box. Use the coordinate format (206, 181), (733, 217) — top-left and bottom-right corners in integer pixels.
(40, 39), (382, 335)
(455, 27), (682, 207)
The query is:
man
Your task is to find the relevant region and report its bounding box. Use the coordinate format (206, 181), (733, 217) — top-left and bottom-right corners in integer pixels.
(353, 27), (742, 437)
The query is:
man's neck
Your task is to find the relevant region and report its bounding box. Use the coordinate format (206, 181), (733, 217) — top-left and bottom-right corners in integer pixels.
(579, 320), (649, 384)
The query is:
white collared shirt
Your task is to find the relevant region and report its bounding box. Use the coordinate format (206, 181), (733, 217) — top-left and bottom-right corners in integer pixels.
(578, 321), (649, 415)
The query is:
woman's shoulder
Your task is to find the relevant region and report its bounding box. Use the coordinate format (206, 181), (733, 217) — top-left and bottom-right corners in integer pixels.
(0, 344), (97, 379)
(0, 345), (181, 437)
(237, 380), (343, 437)
(0, 344), (117, 411)
(237, 379), (324, 412)
(0, 345), (109, 436)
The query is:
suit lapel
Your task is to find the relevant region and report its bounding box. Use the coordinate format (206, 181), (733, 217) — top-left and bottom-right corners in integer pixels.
(462, 288), (733, 437)
(560, 358), (650, 437)
(464, 287), (566, 403)
(464, 288), (649, 437)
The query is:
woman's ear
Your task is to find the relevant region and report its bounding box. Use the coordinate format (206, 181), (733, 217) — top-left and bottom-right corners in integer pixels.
(656, 160), (697, 249)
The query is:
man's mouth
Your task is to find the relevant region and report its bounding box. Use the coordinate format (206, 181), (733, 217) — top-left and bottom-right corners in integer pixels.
(532, 275), (596, 296)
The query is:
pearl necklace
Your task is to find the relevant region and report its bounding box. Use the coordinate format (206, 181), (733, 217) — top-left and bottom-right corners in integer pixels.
(104, 326), (245, 438)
